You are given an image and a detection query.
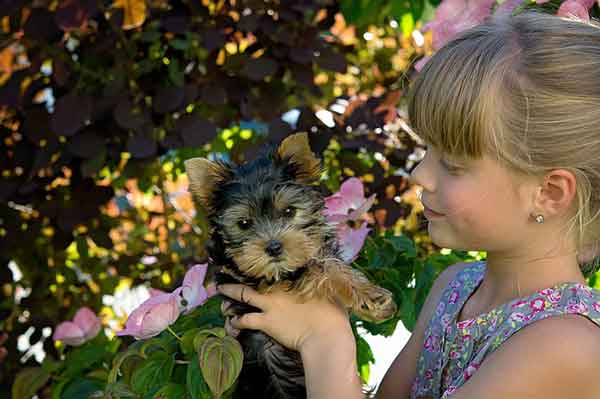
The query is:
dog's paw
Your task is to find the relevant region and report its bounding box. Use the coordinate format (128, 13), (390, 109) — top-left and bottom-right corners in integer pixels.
(356, 286), (397, 322)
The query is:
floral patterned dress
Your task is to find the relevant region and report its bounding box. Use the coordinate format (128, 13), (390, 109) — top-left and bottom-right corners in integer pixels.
(409, 260), (600, 399)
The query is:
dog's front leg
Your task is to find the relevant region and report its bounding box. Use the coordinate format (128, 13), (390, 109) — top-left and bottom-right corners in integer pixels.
(295, 259), (397, 323)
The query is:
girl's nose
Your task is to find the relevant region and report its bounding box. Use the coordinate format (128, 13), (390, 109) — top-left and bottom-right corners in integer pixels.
(409, 153), (434, 194)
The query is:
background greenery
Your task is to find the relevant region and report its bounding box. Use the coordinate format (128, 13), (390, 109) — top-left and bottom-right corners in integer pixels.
(2, 0), (600, 397)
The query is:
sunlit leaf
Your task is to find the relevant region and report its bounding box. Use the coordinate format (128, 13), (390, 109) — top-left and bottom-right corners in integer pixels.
(112, 0), (146, 30)
(198, 335), (243, 398)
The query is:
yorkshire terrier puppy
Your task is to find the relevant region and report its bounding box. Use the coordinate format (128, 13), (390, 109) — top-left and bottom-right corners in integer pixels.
(184, 132), (396, 399)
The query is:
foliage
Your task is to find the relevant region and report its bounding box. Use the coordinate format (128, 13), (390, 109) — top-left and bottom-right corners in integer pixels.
(3, 0), (600, 396)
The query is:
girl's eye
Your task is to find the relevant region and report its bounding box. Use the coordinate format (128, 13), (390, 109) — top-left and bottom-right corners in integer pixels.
(441, 159), (462, 174)
(237, 219), (252, 230)
(283, 207), (296, 217)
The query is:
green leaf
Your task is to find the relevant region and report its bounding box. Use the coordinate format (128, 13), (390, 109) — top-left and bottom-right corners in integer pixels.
(198, 335), (243, 398)
(400, 12), (415, 38)
(81, 148), (107, 177)
(361, 316), (400, 337)
(180, 328), (201, 356)
(355, 334), (374, 383)
(186, 359), (212, 399)
(154, 383), (186, 399)
(108, 346), (144, 383)
(399, 289), (416, 332)
(385, 234), (416, 259)
(41, 355), (62, 374)
(131, 351), (175, 397)
(76, 235), (89, 259)
(170, 39), (190, 51)
(63, 344), (109, 378)
(51, 379), (69, 399)
(61, 378), (105, 399)
(90, 382), (138, 399)
(12, 367), (51, 399)
(192, 327), (227, 353)
(168, 59), (184, 87)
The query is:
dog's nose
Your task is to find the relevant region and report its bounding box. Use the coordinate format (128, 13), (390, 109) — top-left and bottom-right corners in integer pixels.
(265, 240), (283, 257)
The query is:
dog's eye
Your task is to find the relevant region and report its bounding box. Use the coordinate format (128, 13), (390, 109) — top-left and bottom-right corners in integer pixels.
(237, 219), (252, 229)
(283, 207), (296, 217)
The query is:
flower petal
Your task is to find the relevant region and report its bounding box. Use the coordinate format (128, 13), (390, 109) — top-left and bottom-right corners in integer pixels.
(53, 321), (86, 346)
(339, 177), (367, 209)
(149, 288), (167, 297)
(206, 283), (218, 298)
(557, 0), (594, 21)
(181, 264), (210, 314)
(347, 193), (376, 221)
(73, 307), (101, 341)
(323, 194), (346, 217)
(117, 291), (181, 339)
(139, 299), (180, 339)
(337, 222), (371, 263)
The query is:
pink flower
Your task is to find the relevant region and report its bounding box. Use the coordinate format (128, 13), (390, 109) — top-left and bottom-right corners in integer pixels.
(463, 362), (480, 381)
(548, 290), (562, 304)
(180, 263), (216, 315)
(509, 312), (527, 322)
(450, 279), (462, 289)
(435, 301), (446, 316)
(149, 288), (167, 297)
(511, 299), (528, 308)
(116, 263), (218, 340)
(495, 0), (525, 14)
(53, 307), (101, 346)
(422, 0), (495, 50)
(335, 221), (371, 263)
(529, 298), (546, 312)
(323, 177), (376, 222)
(116, 288), (182, 340)
(413, 56), (431, 72)
(557, 0), (595, 21)
(443, 385), (458, 396)
(323, 178), (376, 262)
(449, 290), (459, 304)
(567, 302), (589, 314)
(457, 319), (475, 329)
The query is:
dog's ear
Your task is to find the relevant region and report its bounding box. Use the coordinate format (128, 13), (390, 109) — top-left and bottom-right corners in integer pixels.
(184, 157), (231, 213)
(276, 132), (321, 184)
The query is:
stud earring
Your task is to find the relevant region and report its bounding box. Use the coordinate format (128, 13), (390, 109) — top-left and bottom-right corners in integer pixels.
(534, 214), (544, 224)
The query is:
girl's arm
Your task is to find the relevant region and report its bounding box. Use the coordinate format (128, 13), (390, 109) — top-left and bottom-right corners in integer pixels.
(376, 262), (469, 399)
(300, 321), (365, 399)
(217, 284), (365, 398)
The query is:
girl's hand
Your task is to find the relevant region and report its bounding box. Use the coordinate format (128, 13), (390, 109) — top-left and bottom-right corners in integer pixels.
(216, 284), (352, 353)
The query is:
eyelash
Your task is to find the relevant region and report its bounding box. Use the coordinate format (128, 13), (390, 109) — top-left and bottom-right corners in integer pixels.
(441, 159), (462, 174)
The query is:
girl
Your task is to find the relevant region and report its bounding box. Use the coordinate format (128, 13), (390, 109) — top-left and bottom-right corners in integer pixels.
(217, 9), (600, 398)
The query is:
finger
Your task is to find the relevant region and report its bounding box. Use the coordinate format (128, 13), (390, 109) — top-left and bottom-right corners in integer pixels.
(220, 299), (233, 314)
(217, 284), (269, 310)
(230, 313), (263, 331)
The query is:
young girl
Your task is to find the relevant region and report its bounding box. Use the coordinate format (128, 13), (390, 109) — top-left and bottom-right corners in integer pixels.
(217, 9), (600, 399)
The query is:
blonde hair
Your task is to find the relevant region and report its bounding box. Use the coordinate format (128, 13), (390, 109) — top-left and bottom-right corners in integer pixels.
(406, 9), (600, 277)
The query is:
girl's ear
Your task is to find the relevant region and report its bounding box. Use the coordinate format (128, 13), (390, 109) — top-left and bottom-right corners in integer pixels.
(276, 132), (322, 184)
(184, 157), (232, 214)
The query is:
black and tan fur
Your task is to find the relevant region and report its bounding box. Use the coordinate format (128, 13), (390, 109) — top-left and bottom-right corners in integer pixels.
(184, 132), (396, 399)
